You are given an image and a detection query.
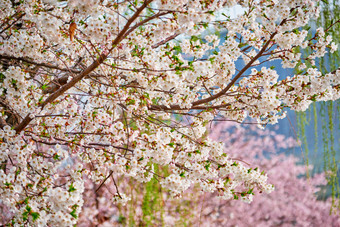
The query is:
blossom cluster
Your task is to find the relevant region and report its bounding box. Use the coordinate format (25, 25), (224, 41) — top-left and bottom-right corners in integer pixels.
(76, 121), (340, 226)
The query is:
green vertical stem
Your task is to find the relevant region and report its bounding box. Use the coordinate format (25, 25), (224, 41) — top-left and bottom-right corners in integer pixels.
(320, 102), (329, 173)
(296, 111), (310, 178)
(142, 164), (162, 226)
(313, 103), (318, 155)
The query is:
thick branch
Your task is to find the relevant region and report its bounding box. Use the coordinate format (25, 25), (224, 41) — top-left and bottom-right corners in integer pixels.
(0, 116), (8, 128)
(152, 32), (180, 48)
(14, 0), (153, 134)
(149, 103), (231, 111)
(0, 54), (80, 73)
(191, 32), (277, 107)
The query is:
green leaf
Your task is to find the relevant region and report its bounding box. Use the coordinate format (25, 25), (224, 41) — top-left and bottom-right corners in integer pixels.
(204, 162), (211, 171)
(22, 211), (29, 221)
(248, 188), (254, 195)
(31, 212), (40, 221)
(191, 35), (199, 42)
(231, 162), (238, 166)
(41, 84), (47, 90)
(238, 43), (247, 48)
(68, 183), (76, 193)
(310, 94), (317, 101)
(70, 205), (78, 219)
(292, 28), (299, 34)
(224, 178), (230, 184)
(173, 45), (182, 53)
(209, 57), (215, 63)
(0, 72), (5, 83)
(53, 154), (60, 160)
(26, 205), (32, 212)
(127, 99), (135, 105)
(70, 209), (77, 219)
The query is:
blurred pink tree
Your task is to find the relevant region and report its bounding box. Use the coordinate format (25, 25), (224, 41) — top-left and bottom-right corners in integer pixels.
(198, 122), (340, 226)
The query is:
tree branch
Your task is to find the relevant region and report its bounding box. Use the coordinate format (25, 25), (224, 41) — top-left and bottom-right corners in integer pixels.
(152, 32), (180, 48)
(0, 11), (25, 35)
(191, 32), (277, 107)
(14, 0), (154, 134)
(0, 54), (80, 73)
